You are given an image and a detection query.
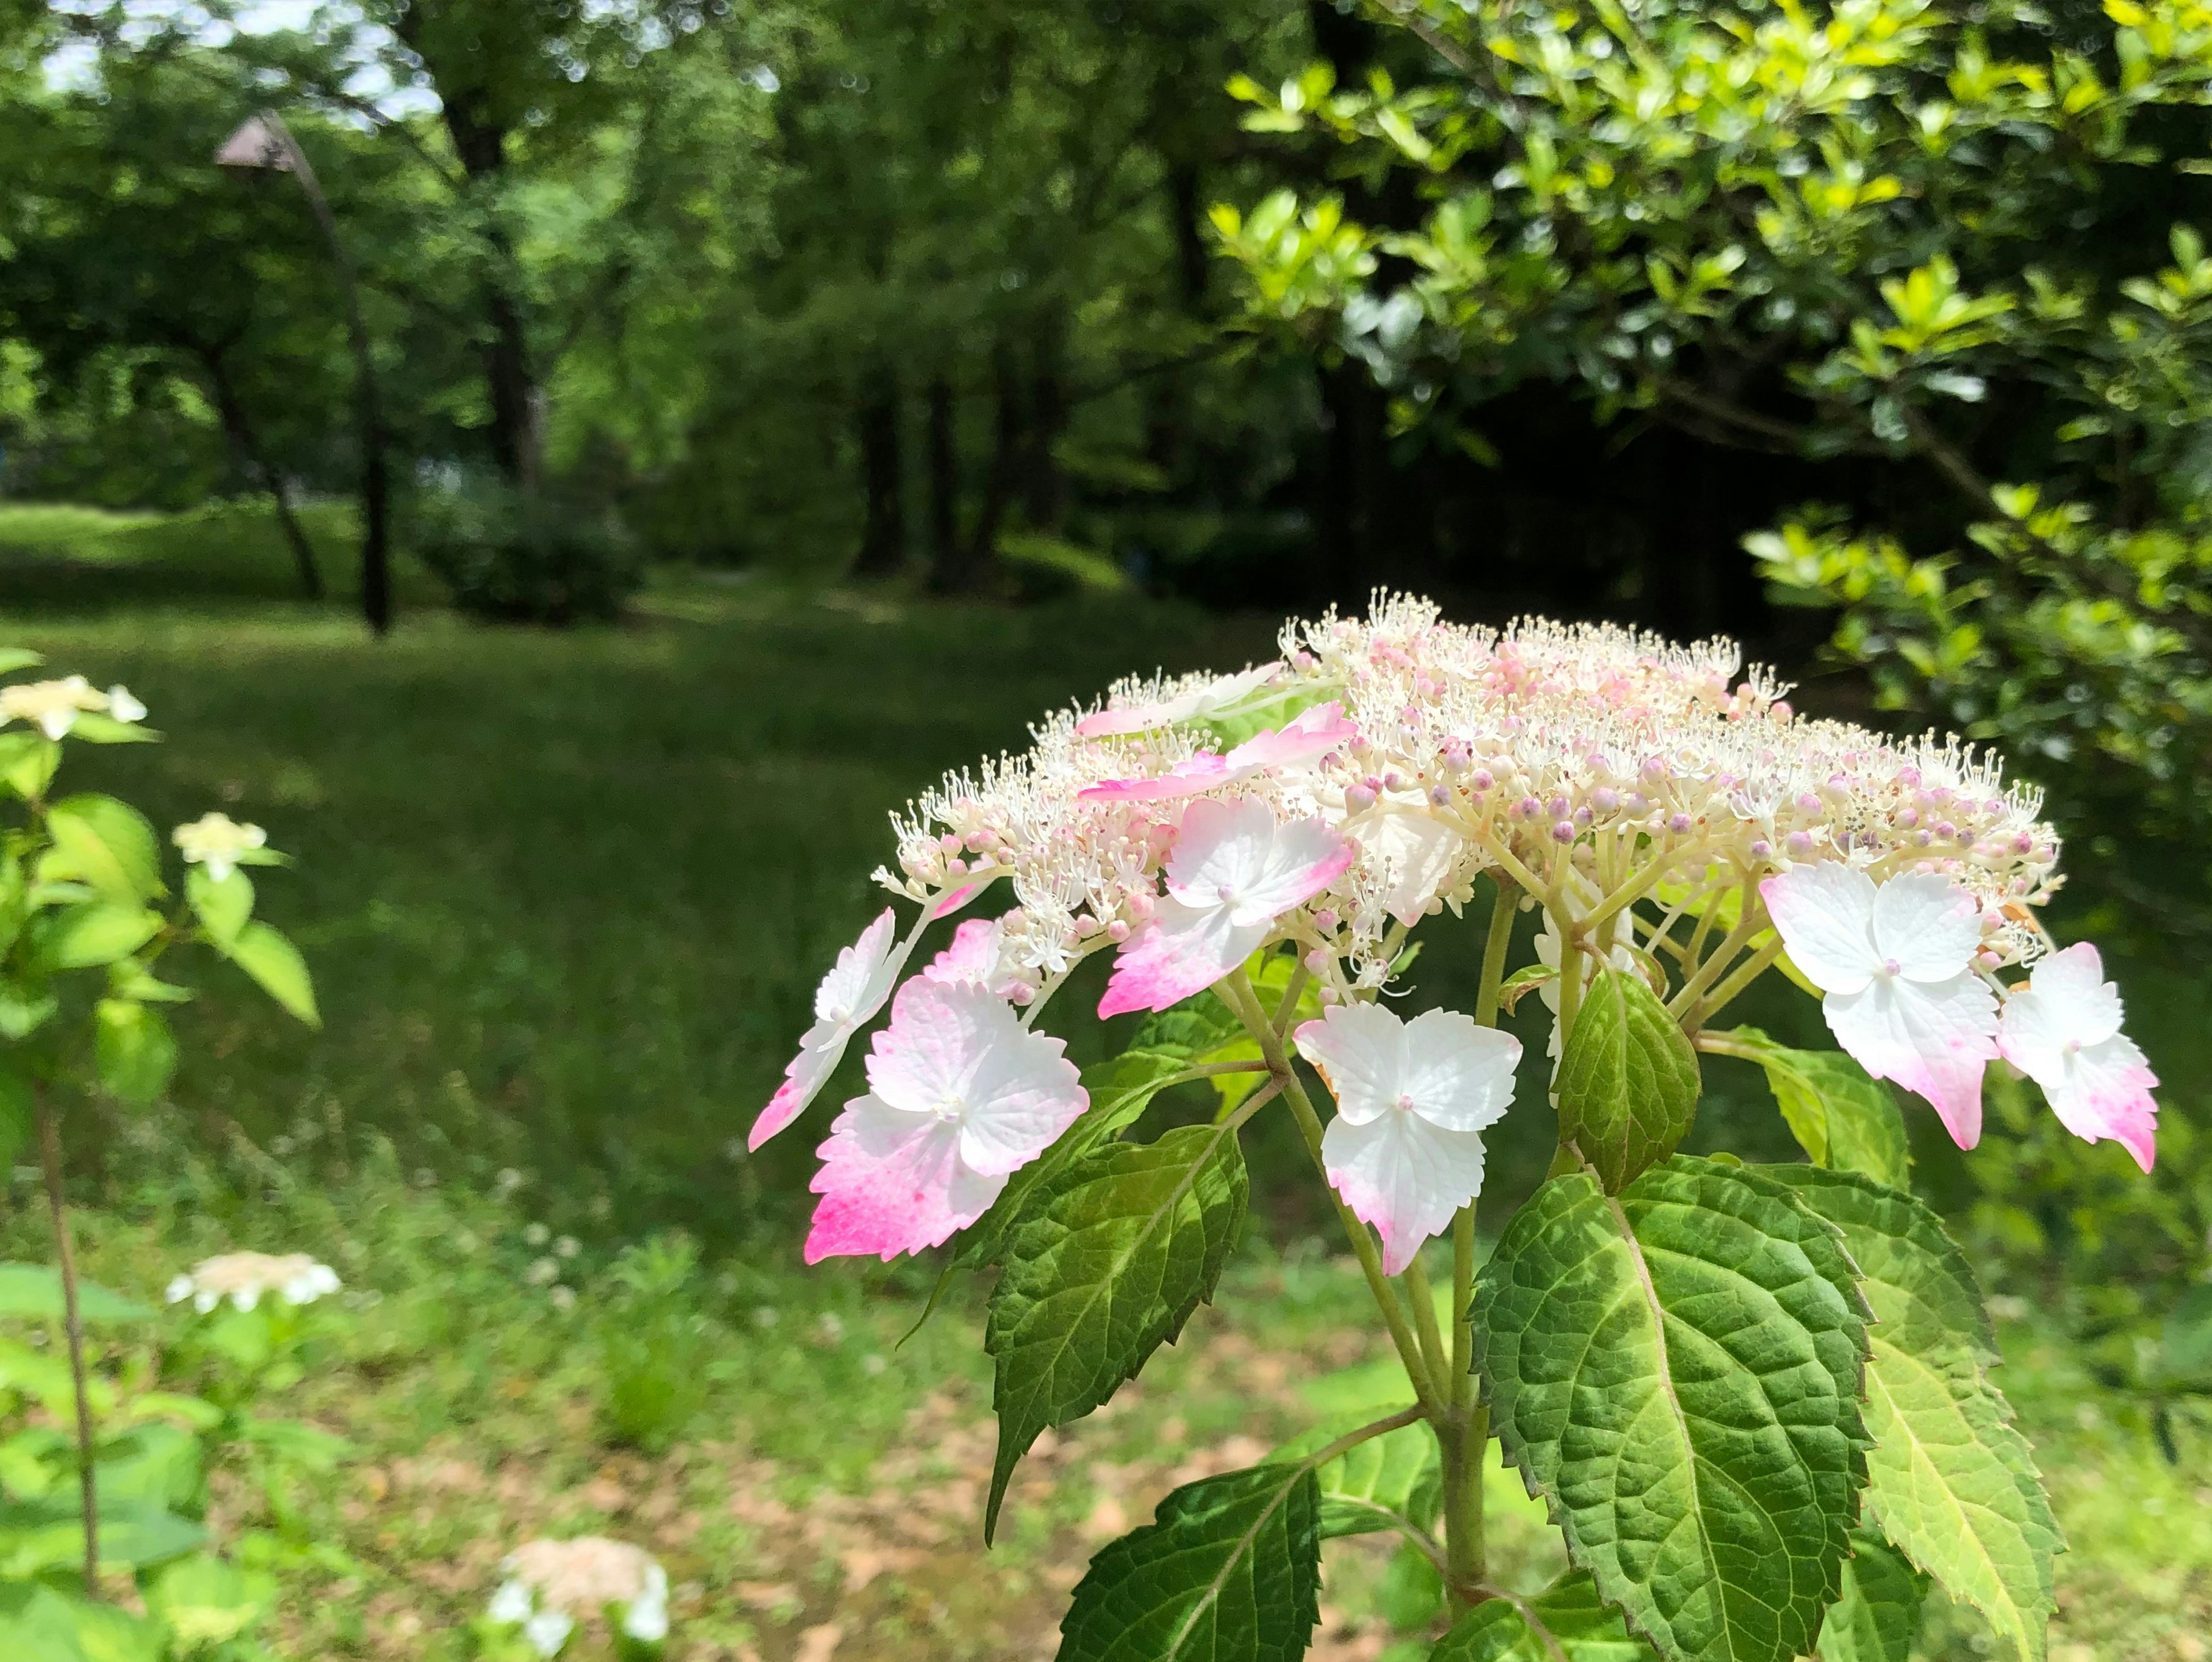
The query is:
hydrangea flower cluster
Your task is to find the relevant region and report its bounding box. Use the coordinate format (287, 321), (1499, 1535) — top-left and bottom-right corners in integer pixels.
(485, 1537), (669, 1657)
(757, 595), (2157, 1269)
(165, 1251), (342, 1314)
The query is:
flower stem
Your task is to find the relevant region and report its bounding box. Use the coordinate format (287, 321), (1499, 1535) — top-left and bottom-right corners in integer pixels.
(1440, 1400), (1490, 1608)
(1221, 968), (1442, 1411)
(1400, 1254), (1450, 1385)
(37, 1097), (99, 1598)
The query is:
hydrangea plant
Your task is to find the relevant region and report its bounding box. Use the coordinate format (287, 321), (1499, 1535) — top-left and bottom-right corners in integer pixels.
(759, 597), (2155, 1662)
(0, 648), (320, 1656)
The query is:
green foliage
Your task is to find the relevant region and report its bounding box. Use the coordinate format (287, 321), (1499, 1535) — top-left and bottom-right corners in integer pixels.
(1555, 966), (1702, 1192)
(407, 475), (643, 625)
(593, 1235), (715, 1455)
(1764, 1168), (2059, 1662)
(1472, 1158), (1873, 1662)
(1277, 1413), (1441, 1542)
(1814, 1534), (1926, 1662)
(1715, 1029), (1911, 1187)
(985, 1118), (1249, 1539)
(1429, 1572), (1650, 1661)
(1058, 1462), (1321, 1662)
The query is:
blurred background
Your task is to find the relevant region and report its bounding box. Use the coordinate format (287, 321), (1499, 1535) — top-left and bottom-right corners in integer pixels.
(2, 2), (2209, 1659)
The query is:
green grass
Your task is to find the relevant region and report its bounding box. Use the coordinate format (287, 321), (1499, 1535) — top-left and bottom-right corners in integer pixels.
(2, 501), (2207, 1660)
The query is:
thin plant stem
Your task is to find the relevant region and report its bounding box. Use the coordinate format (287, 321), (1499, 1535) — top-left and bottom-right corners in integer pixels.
(1401, 1254), (1450, 1384)
(1220, 969), (1442, 1411)
(1685, 938), (1787, 1030)
(1474, 877), (1518, 1030)
(1272, 958), (1311, 1038)
(38, 1099), (99, 1598)
(1440, 1400), (1490, 1608)
(1666, 901), (1769, 1018)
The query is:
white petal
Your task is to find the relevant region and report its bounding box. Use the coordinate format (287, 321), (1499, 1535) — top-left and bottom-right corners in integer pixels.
(863, 978), (1003, 1115)
(1761, 863), (1880, 995)
(622, 1595), (670, 1642)
(105, 685), (146, 723)
(194, 1290), (219, 1313)
(1164, 798), (1279, 903)
(1398, 1008), (1521, 1133)
(1825, 972), (1996, 1148)
(816, 908), (899, 1022)
(2001, 942), (2122, 1054)
(958, 1026), (1086, 1177)
(1096, 897), (1268, 1018)
(487, 1582), (534, 1625)
(165, 1275), (194, 1304)
(1868, 872), (1982, 981)
(1323, 1110), (1488, 1276)
(1360, 811), (1467, 927)
(1294, 1003), (1409, 1126)
(2043, 1036), (2158, 1172)
(522, 1608), (573, 1657)
(1231, 813), (1354, 923)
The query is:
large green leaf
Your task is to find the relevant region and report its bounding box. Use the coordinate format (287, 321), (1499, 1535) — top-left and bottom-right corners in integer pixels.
(44, 797), (164, 906)
(37, 902), (162, 972)
(1721, 1030), (1910, 1187)
(0, 1583), (162, 1662)
(1275, 1413), (1440, 1540)
(1058, 1462), (1320, 1662)
(986, 1120), (1248, 1538)
(93, 999), (177, 1109)
(0, 1496), (205, 1577)
(959, 1044), (1208, 1272)
(1430, 1572), (1654, 1661)
(145, 1553), (277, 1649)
(1555, 967), (1700, 1192)
(219, 921), (319, 1026)
(184, 867), (252, 948)
(1762, 1167), (2058, 1662)
(1815, 1534), (1926, 1662)
(1471, 1156), (1872, 1662)
(0, 1263), (156, 1326)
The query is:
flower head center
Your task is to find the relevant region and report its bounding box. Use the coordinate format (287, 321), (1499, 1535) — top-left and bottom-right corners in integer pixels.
(933, 1093), (968, 1124)
(1879, 957), (1902, 979)
(1394, 1092), (1416, 1114)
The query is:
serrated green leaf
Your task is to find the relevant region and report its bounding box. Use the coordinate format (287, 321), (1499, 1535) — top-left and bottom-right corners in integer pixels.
(94, 999), (177, 1109)
(1556, 967), (1700, 1192)
(39, 902), (162, 971)
(959, 1046), (1206, 1272)
(1816, 1532), (1927, 1662)
(185, 867), (252, 947)
(1722, 1030), (1910, 1187)
(45, 796), (163, 905)
(0, 1263), (156, 1326)
(1471, 1156), (1872, 1662)
(987, 1121), (1248, 1539)
(1762, 1167), (2057, 1662)
(1431, 1571), (1654, 1660)
(1058, 1462), (1320, 1662)
(1275, 1413), (1440, 1539)
(219, 921), (319, 1026)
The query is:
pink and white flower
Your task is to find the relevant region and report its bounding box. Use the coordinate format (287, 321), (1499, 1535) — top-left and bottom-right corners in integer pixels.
(1097, 797), (1354, 1018)
(1074, 663), (1282, 738)
(748, 909), (902, 1151)
(1998, 943), (2158, 1172)
(1294, 1004), (1521, 1274)
(1077, 704), (1357, 802)
(1762, 863), (1999, 1148)
(804, 980), (1086, 1261)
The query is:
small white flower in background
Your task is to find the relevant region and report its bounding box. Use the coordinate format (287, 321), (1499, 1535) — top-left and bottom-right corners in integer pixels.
(172, 811), (268, 882)
(522, 1221), (551, 1247)
(548, 1285), (577, 1313)
(0, 674), (113, 739)
(525, 1256), (560, 1287)
(165, 1251), (340, 1314)
(493, 1538), (669, 1656)
(494, 1168), (525, 1198)
(105, 684), (146, 724)
(1294, 1004), (1522, 1274)
(554, 1235), (579, 1260)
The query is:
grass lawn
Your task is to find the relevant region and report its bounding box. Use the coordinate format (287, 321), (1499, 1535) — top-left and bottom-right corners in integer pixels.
(1, 499), (2207, 1660)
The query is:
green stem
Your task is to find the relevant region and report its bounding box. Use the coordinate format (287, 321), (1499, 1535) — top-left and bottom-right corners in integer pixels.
(1665, 899), (1768, 1019)
(1440, 1401), (1490, 1608)
(1684, 938), (1786, 1030)
(38, 1098), (98, 1598)
(1402, 1254), (1450, 1385)
(1221, 969), (1442, 1411)
(1475, 877), (1518, 1030)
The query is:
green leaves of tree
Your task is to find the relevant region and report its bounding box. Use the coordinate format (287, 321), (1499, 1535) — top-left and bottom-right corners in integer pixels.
(1815, 1534), (1926, 1662)
(1058, 1462), (1320, 1662)
(43, 797), (162, 906)
(1275, 1413), (1440, 1540)
(1556, 967), (1700, 1192)
(986, 1121), (1248, 1539)
(1763, 1168), (2058, 1662)
(215, 922), (318, 1027)
(1718, 1030), (1910, 1187)
(1430, 1572), (1653, 1661)
(1472, 1156), (1873, 1662)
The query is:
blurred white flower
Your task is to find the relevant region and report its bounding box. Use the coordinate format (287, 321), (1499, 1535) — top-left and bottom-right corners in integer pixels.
(554, 1235), (579, 1260)
(498, 1538), (668, 1655)
(0, 674), (111, 739)
(105, 684), (146, 724)
(522, 1608), (573, 1657)
(166, 1251), (340, 1314)
(522, 1222), (551, 1247)
(548, 1285), (577, 1313)
(173, 811), (269, 882)
(487, 1580), (533, 1624)
(525, 1257), (560, 1287)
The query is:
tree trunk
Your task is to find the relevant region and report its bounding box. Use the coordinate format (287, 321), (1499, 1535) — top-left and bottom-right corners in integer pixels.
(199, 347), (323, 600)
(925, 373), (964, 590)
(959, 340), (1024, 587)
(1024, 314), (1068, 534)
(853, 367), (907, 577)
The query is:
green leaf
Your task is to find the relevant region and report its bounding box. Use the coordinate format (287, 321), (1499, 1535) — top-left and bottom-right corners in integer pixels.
(1815, 1533), (1927, 1662)
(62, 714), (157, 746)
(184, 867), (252, 947)
(1760, 1167), (2057, 1662)
(38, 902), (162, 971)
(44, 796), (164, 905)
(0, 1583), (162, 1662)
(1275, 1413), (1440, 1539)
(219, 921), (319, 1026)
(0, 1496), (205, 1577)
(1431, 1572), (1654, 1660)
(1058, 1462), (1321, 1662)
(0, 650), (43, 676)
(986, 1121), (1248, 1539)
(1721, 1030), (1911, 1186)
(1471, 1156), (1873, 1662)
(0, 733), (60, 800)
(0, 987), (58, 1040)
(145, 1553), (277, 1649)
(94, 999), (177, 1109)
(0, 1263), (156, 1326)
(959, 1045), (1209, 1272)
(2157, 1282), (2212, 1386)
(1555, 967), (1700, 1192)
(0, 1054), (29, 1171)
